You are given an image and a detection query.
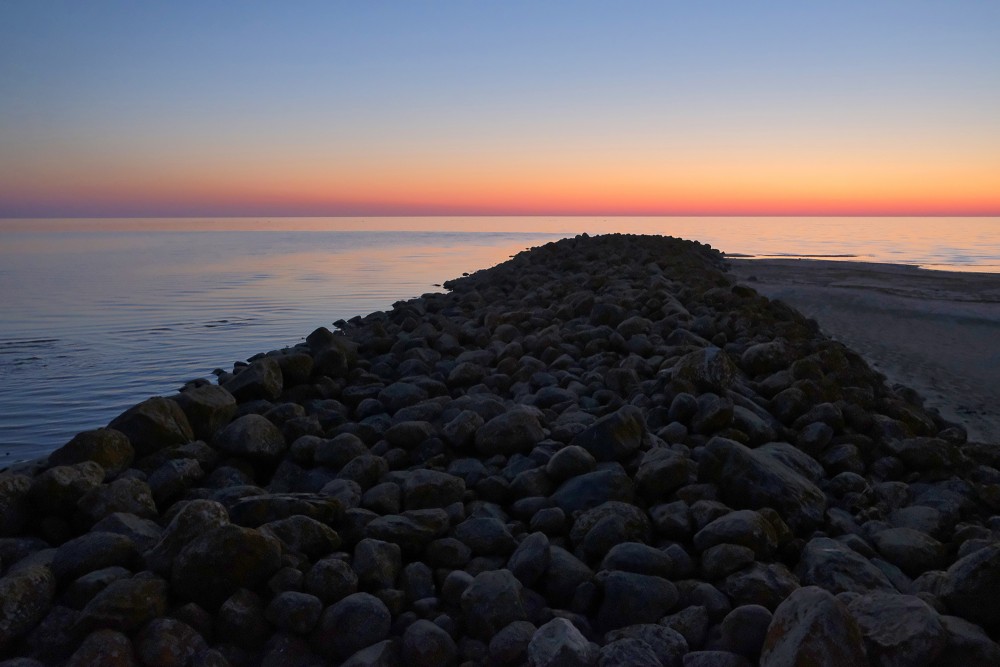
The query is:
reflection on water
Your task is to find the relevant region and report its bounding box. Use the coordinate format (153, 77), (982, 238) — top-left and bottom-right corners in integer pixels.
(0, 217), (997, 460)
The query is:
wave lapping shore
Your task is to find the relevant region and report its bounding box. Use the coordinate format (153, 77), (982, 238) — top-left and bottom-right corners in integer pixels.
(1, 234), (999, 665)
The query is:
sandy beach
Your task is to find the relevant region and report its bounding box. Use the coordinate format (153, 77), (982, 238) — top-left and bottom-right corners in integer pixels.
(728, 258), (1000, 444)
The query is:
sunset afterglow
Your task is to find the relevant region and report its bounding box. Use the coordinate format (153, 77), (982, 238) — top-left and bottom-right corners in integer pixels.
(2, 2), (998, 218)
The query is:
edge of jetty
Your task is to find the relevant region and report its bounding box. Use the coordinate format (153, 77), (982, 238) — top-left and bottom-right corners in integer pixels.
(1, 233), (999, 666)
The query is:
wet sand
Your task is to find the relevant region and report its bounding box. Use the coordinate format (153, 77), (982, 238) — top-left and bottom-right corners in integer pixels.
(727, 258), (1000, 444)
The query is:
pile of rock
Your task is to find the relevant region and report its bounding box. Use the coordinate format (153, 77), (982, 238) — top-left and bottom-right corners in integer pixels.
(1, 233), (998, 666)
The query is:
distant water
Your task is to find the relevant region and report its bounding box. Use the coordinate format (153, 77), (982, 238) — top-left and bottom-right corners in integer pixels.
(1, 216), (998, 461)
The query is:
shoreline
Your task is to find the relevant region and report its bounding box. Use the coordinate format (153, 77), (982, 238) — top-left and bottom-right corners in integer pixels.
(1, 234), (999, 663)
(727, 257), (1000, 443)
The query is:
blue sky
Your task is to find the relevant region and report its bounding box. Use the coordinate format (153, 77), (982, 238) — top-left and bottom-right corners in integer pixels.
(2, 1), (998, 216)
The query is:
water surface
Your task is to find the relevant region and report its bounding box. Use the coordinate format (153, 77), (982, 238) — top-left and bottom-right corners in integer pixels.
(1, 216), (997, 461)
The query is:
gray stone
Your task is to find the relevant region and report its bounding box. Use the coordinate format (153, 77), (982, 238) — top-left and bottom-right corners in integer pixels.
(214, 414), (287, 462)
(401, 469), (465, 510)
(872, 527), (947, 577)
(0, 565), (56, 651)
(304, 556), (358, 604)
(848, 592), (946, 667)
(442, 410), (484, 449)
(597, 571), (679, 632)
(759, 586), (867, 667)
(528, 617), (597, 667)
(603, 625), (688, 667)
(259, 515), (341, 559)
(312, 592), (391, 660)
(940, 543), (1000, 626)
(701, 544), (755, 580)
(636, 447), (692, 502)
(171, 524), (282, 608)
(796, 537), (896, 595)
(475, 409), (546, 457)
(47, 428), (134, 480)
(673, 347), (737, 392)
(51, 532), (136, 582)
(173, 384), (238, 441)
(454, 517), (518, 556)
(265, 591), (323, 635)
(551, 468), (634, 515)
(488, 620), (536, 665)
(64, 629), (136, 667)
(545, 445), (596, 483)
(693, 509), (777, 558)
(108, 396), (194, 457)
(935, 614), (1000, 664)
(600, 638), (662, 666)
(222, 356), (282, 401)
(720, 562), (799, 611)
(29, 462), (104, 516)
(144, 499), (229, 574)
(600, 541), (674, 578)
(134, 618), (208, 667)
(352, 538), (401, 590)
(77, 477), (158, 524)
(402, 619), (458, 667)
(0, 475), (32, 536)
(75, 575), (169, 633)
(569, 404), (646, 462)
(461, 569), (528, 640)
(704, 437), (826, 533)
(721, 605), (772, 657)
(508, 531), (551, 586)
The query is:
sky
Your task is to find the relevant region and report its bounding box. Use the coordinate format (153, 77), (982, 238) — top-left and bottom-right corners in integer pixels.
(1, 1), (999, 217)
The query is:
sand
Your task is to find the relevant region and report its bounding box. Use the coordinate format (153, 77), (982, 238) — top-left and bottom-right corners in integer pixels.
(727, 258), (1000, 444)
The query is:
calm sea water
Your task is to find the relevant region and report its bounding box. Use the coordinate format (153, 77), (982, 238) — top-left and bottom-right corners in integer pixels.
(1, 216), (998, 462)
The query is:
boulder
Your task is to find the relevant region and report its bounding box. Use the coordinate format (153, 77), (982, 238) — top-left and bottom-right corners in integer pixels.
(222, 356), (283, 401)
(171, 524), (282, 608)
(703, 437), (826, 533)
(569, 404), (647, 462)
(0, 565), (57, 651)
(673, 347), (737, 392)
(759, 586), (868, 666)
(847, 592), (946, 667)
(461, 569), (528, 640)
(47, 428), (134, 480)
(108, 396), (193, 457)
(214, 413), (287, 463)
(312, 592), (391, 660)
(940, 543), (1000, 626)
(475, 409), (546, 457)
(527, 617), (597, 666)
(172, 384), (237, 441)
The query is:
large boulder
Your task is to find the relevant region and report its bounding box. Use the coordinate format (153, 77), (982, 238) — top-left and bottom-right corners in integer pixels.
(796, 537), (896, 595)
(475, 409), (546, 456)
(702, 437), (826, 533)
(222, 356), (282, 401)
(760, 586), (868, 666)
(108, 396), (193, 457)
(172, 384), (237, 440)
(171, 524), (282, 608)
(673, 347), (737, 392)
(847, 592), (946, 667)
(214, 413), (287, 463)
(47, 428), (134, 480)
(461, 569), (528, 640)
(569, 404), (647, 462)
(0, 565), (57, 651)
(940, 543), (1000, 626)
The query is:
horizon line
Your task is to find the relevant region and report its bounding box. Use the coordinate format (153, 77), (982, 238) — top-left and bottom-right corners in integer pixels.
(3, 212), (1000, 220)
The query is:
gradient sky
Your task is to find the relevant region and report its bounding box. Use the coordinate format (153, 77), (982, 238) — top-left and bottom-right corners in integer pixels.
(1, 1), (999, 217)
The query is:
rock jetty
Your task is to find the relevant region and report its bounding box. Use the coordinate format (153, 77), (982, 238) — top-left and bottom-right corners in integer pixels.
(1, 233), (998, 666)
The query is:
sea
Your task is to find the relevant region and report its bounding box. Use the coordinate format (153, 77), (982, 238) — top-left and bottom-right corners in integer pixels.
(2, 216), (998, 462)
